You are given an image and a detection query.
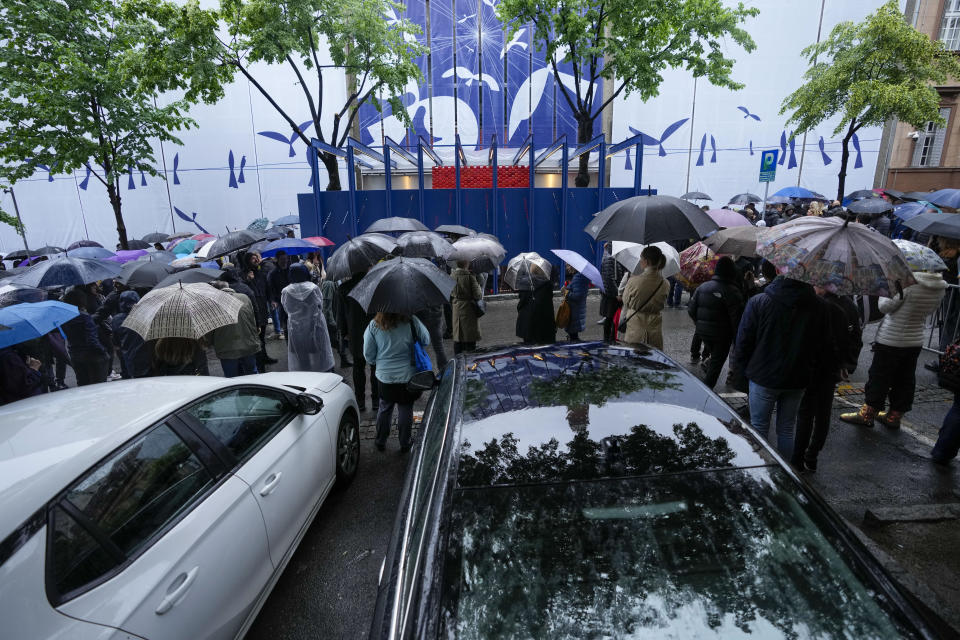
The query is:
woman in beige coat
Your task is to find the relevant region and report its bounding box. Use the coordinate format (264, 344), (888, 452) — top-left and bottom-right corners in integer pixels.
(451, 261), (482, 354)
(621, 245), (668, 348)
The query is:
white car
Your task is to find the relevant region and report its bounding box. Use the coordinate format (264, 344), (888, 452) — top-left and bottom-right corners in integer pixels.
(0, 372), (360, 640)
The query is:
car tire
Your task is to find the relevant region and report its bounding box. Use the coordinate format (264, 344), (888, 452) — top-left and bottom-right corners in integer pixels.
(336, 411), (360, 486)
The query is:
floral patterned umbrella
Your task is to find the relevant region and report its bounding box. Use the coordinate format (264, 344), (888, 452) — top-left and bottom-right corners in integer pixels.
(757, 216), (914, 296)
(893, 239), (947, 273)
(678, 242), (722, 287)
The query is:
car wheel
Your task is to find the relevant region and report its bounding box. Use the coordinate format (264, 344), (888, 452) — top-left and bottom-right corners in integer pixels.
(336, 411), (360, 485)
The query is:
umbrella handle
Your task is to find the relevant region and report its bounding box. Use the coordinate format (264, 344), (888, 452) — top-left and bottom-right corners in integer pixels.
(56, 322), (66, 341)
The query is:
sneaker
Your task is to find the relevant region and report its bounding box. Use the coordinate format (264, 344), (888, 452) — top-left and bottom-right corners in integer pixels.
(107, 370), (122, 381)
(264, 356), (279, 365)
(803, 456), (818, 472)
(840, 405), (877, 427)
(595, 318), (605, 325)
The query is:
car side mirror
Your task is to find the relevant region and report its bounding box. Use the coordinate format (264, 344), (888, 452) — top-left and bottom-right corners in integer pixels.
(296, 393), (323, 415)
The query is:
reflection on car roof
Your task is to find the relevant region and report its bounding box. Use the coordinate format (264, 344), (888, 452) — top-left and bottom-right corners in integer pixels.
(457, 343), (775, 487)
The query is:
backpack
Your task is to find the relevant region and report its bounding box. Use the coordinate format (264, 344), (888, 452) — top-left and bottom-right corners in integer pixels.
(939, 342), (960, 393)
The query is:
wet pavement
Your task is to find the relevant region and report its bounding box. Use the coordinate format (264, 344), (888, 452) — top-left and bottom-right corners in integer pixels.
(66, 290), (960, 637)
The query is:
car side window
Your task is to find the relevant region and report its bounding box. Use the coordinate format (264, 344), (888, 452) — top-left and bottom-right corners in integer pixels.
(51, 423), (214, 598)
(183, 388), (292, 462)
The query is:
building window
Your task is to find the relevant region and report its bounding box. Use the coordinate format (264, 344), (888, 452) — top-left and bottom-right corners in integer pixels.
(940, 0), (960, 50)
(912, 107), (952, 167)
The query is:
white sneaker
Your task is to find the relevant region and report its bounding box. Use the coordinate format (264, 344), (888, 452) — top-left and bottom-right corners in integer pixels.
(107, 370), (122, 381)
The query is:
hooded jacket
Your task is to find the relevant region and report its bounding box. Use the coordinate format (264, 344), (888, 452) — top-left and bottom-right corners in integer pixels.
(281, 281), (334, 372)
(210, 290), (260, 360)
(731, 277), (826, 389)
(687, 274), (744, 340)
(875, 271), (947, 348)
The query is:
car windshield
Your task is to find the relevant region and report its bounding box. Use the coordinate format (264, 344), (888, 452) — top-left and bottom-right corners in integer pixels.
(439, 466), (916, 639)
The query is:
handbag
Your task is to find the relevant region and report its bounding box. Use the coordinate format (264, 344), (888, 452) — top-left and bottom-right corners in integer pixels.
(407, 321), (436, 391)
(618, 280), (666, 334)
(939, 341), (960, 393)
(472, 298), (487, 318)
(555, 290), (571, 329)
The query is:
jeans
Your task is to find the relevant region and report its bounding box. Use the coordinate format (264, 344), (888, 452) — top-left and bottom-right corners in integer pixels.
(932, 392), (960, 462)
(667, 277), (683, 307)
(376, 397), (414, 448)
(748, 381), (805, 457)
(864, 343), (922, 412)
(220, 355), (259, 378)
(792, 378), (836, 465)
(271, 304), (287, 336)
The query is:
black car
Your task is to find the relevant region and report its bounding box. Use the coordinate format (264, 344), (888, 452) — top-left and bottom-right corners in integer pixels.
(371, 343), (942, 639)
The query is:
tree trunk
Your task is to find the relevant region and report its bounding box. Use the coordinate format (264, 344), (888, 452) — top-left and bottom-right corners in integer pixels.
(321, 152), (342, 191)
(836, 119), (857, 205)
(575, 115), (594, 187)
(106, 181), (129, 250)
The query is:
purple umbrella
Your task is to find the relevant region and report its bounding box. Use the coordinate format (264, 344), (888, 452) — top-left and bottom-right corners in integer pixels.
(705, 209), (752, 228)
(106, 249), (149, 264)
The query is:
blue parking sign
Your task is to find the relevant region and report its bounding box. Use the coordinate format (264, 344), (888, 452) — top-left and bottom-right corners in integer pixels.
(759, 150), (778, 182)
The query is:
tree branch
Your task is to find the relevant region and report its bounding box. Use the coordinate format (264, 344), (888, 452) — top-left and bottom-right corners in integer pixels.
(590, 79), (627, 120)
(286, 54), (318, 124)
(232, 59), (313, 147)
(337, 82), (381, 147)
(551, 55), (582, 117)
(308, 28), (324, 126)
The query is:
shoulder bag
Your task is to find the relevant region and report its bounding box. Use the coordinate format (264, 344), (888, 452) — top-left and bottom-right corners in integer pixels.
(407, 321), (436, 391)
(555, 290), (571, 329)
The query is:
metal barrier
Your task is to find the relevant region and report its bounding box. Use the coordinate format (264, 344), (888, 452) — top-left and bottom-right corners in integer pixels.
(924, 283), (960, 355)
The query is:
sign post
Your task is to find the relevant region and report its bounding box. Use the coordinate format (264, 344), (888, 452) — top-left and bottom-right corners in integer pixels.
(759, 149), (778, 213)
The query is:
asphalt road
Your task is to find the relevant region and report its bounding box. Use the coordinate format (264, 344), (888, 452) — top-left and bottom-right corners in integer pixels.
(69, 291), (960, 638)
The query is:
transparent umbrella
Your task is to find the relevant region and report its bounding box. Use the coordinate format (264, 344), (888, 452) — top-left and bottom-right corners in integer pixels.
(504, 253), (552, 291)
(447, 235), (506, 272)
(395, 231), (454, 259)
(326, 234), (397, 280)
(612, 241), (681, 278)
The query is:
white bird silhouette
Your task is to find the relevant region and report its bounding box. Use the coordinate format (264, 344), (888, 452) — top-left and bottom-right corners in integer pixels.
(457, 12), (475, 24)
(501, 28), (528, 59)
(441, 67), (501, 91)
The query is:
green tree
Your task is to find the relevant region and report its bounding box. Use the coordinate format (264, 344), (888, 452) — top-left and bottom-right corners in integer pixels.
(496, 0), (758, 187)
(782, 1), (960, 203)
(0, 0), (228, 248)
(211, 0), (424, 190)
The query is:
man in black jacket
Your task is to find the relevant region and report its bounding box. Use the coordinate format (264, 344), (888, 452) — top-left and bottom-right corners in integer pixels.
(340, 271), (378, 411)
(792, 288), (862, 471)
(687, 257), (744, 388)
(730, 276), (826, 456)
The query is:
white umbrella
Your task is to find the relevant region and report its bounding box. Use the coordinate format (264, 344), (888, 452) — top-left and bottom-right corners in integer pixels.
(611, 241), (680, 278)
(196, 239), (217, 258)
(122, 282), (244, 340)
(503, 252), (551, 291)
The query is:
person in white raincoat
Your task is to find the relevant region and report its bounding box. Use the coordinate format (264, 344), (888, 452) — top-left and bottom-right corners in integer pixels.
(281, 264), (335, 372)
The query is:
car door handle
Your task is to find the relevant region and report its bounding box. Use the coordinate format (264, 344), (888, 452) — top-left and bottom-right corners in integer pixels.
(155, 566), (199, 615)
(259, 472), (283, 496)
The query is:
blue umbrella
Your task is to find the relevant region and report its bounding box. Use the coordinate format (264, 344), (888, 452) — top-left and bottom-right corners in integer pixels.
(9, 257), (121, 289)
(272, 214), (300, 226)
(0, 301), (79, 349)
(260, 238), (317, 257)
(893, 201), (939, 221)
(772, 186), (821, 199)
(65, 246), (115, 260)
(926, 188), (960, 209)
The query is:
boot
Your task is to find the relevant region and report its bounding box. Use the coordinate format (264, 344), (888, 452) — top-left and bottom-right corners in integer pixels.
(840, 404), (877, 427)
(878, 410), (903, 429)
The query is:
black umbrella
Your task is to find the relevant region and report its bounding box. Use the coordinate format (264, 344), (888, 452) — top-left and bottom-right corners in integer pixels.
(205, 229), (265, 259)
(9, 257), (121, 289)
(326, 234), (397, 281)
(32, 245), (65, 256)
(879, 188), (905, 200)
(139, 250), (177, 264)
(680, 191), (712, 201)
(728, 193), (761, 205)
(263, 226), (291, 240)
(395, 231), (454, 259)
(125, 239), (150, 250)
(0, 284), (47, 307)
(154, 267), (224, 289)
(141, 232), (170, 243)
(116, 260), (174, 288)
(847, 197), (894, 215)
(435, 224), (476, 237)
(67, 240), (103, 250)
(901, 191), (934, 202)
(904, 212), (960, 239)
(167, 231), (193, 240)
(364, 216), (429, 234)
(2, 249), (31, 261)
(845, 189), (876, 201)
(585, 195), (719, 244)
(347, 257), (455, 314)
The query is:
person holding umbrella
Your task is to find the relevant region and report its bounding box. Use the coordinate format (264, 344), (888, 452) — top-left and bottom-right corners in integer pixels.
(450, 260), (482, 354)
(61, 288), (110, 385)
(341, 270), (379, 411)
(600, 243), (624, 343)
(267, 250), (291, 340)
(241, 251), (276, 368)
(281, 264), (335, 373)
(621, 246), (669, 349)
(686, 257), (744, 388)
(208, 281), (260, 377)
(110, 291), (150, 379)
(563, 264), (589, 342)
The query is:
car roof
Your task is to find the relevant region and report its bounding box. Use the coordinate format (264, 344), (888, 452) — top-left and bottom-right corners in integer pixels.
(456, 343), (775, 487)
(0, 376), (237, 540)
